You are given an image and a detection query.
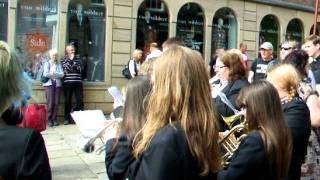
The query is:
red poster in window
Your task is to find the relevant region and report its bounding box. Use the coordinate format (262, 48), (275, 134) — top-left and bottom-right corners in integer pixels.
(26, 33), (49, 53)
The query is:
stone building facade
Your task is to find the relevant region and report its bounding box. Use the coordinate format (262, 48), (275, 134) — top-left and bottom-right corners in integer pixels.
(1, 0), (318, 114)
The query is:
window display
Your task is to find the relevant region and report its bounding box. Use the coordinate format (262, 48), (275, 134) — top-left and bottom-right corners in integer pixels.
(259, 15), (279, 54)
(211, 8), (237, 55)
(67, 0), (106, 82)
(176, 3), (204, 53)
(136, 0), (168, 60)
(15, 0), (58, 81)
(286, 18), (303, 42)
(0, 0), (8, 41)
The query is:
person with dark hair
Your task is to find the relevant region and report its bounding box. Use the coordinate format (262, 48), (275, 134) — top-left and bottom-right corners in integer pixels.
(214, 49), (249, 131)
(162, 37), (185, 52)
(267, 64), (311, 180)
(218, 81), (292, 180)
(61, 44), (84, 125)
(105, 76), (152, 180)
(129, 46), (221, 179)
(0, 41), (51, 179)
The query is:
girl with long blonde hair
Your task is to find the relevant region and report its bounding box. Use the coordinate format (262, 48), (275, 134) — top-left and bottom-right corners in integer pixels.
(130, 46), (221, 179)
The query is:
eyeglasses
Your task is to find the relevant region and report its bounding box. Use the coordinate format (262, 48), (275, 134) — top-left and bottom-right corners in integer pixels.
(280, 47), (293, 51)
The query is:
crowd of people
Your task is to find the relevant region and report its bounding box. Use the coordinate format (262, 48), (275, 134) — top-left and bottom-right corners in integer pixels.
(1, 32), (320, 179)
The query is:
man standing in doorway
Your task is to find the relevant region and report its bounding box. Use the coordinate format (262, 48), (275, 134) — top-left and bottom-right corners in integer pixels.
(61, 44), (84, 125)
(248, 42), (275, 82)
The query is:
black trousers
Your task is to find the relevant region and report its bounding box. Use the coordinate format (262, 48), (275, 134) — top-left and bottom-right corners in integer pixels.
(63, 82), (84, 122)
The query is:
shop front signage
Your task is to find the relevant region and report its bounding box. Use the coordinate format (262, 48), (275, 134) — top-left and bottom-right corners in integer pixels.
(26, 33), (49, 53)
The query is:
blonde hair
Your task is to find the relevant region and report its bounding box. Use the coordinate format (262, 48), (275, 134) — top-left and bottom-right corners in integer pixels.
(138, 60), (154, 76)
(267, 64), (301, 101)
(133, 46), (221, 175)
(132, 49), (143, 60)
(0, 41), (30, 114)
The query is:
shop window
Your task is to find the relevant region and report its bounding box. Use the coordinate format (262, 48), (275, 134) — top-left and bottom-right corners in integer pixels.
(0, 0), (8, 41)
(67, 0), (106, 82)
(286, 18), (303, 42)
(211, 7), (237, 56)
(15, 0), (58, 81)
(136, 0), (168, 59)
(176, 3), (204, 53)
(259, 15), (279, 54)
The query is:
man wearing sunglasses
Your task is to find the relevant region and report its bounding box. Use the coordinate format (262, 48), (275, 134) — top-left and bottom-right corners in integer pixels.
(248, 42), (276, 83)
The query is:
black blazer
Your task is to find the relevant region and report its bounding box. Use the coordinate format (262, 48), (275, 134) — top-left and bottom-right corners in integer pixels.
(218, 131), (275, 180)
(215, 79), (249, 117)
(214, 79), (249, 130)
(282, 97), (311, 180)
(0, 126), (51, 180)
(127, 123), (216, 180)
(105, 135), (134, 180)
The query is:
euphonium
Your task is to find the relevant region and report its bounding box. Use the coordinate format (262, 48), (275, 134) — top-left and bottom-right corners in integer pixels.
(219, 115), (247, 166)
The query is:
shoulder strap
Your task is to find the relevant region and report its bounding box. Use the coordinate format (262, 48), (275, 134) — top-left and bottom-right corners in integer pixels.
(218, 92), (239, 114)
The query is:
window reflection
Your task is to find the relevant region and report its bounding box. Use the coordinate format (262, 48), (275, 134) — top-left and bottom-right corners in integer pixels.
(136, 0), (168, 60)
(259, 15), (279, 54)
(16, 0), (58, 80)
(286, 18), (303, 42)
(0, 0), (8, 41)
(212, 8), (237, 56)
(67, 0), (106, 82)
(176, 3), (204, 53)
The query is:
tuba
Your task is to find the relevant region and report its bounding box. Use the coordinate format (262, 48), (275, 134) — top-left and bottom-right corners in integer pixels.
(219, 114), (247, 166)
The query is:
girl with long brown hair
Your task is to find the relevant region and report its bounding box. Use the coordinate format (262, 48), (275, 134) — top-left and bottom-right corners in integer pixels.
(218, 81), (292, 180)
(105, 76), (152, 180)
(129, 46), (221, 179)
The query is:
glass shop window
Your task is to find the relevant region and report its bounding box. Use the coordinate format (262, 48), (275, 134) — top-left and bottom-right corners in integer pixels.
(136, 0), (169, 60)
(259, 15), (279, 55)
(15, 0), (58, 81)
(286, 18), (303, 42)
(176, 3), (204, 53)
(211, 7), (237, 57)
(67, 0), (106, 82)
(0, 0), (8, 41)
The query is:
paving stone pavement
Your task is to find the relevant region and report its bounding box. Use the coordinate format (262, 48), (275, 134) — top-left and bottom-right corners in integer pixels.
(42, 125), (108, 180)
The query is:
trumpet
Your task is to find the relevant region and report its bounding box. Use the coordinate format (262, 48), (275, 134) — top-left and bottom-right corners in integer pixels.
(219, 114), (247, 166)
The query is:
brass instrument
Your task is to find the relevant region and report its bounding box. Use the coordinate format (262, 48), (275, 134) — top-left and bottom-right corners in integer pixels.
(222, 114), (242, 129)
(219, 114), (247, 166)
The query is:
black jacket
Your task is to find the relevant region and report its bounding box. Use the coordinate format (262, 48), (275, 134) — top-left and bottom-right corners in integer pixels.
(127, 123), (216, 180)
(0, 126), (51, 180)
(282, 97), (311, 180)
(105, 135), (134, 180)
(218, 131), (275, 180)
(214, 79), (249, 130)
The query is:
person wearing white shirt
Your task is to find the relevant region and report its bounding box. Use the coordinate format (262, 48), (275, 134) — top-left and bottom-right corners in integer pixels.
(42, 49), (64, 127)
(128, 49), (143, 78)
(145, 42), (162, 61)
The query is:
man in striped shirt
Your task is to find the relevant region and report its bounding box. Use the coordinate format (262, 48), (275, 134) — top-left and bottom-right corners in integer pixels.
(61, 44), (84, 125)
